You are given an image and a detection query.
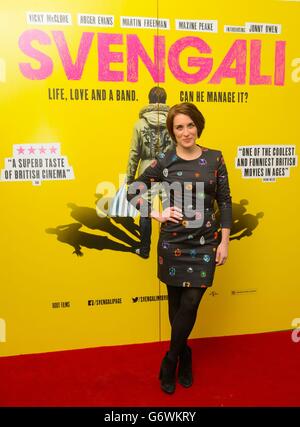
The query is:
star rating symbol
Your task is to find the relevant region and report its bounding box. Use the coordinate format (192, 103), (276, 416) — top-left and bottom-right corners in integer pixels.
(50, 146), (57, 154)
(28, 146), (35, 154)
(17, 146), (25, 154)
(39, 146), (46, 154)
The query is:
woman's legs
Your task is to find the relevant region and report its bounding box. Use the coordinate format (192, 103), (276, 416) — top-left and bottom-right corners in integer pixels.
(160, 285), (207, 393)
(166, 286), (207, 361)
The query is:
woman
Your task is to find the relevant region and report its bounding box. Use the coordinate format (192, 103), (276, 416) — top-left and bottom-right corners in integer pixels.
(127, 102), (232, 394)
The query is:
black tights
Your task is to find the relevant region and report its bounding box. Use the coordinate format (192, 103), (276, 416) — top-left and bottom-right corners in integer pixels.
(166, 285), (207, 361)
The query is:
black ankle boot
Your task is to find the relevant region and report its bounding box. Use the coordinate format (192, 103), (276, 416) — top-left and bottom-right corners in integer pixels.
(159, 352), (177, 394)
(178, 345), (193, 388)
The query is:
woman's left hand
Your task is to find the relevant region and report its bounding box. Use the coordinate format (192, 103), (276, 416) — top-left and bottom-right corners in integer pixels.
(215, 241), (229, 266)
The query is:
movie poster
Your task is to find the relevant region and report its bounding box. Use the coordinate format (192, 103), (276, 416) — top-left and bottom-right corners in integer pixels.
(0, 0), (299, 356)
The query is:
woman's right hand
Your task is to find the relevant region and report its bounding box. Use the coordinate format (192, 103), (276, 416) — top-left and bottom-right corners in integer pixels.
(151, 206), (183, 223)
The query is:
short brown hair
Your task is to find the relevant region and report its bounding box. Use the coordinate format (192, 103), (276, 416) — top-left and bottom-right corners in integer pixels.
(166, 102), (205, 141)
(148, 86), (167, 104)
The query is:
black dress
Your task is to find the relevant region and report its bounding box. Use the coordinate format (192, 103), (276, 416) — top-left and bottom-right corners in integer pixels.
(127, 146), (232, 288)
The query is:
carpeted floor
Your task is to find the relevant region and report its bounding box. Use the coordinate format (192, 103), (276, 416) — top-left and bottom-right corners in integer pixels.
(1, 330), (299, 407)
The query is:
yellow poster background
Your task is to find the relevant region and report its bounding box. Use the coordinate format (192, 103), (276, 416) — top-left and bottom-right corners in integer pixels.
(0, 0), (299, 356)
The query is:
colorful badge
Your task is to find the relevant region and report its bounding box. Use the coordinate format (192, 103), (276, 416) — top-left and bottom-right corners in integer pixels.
(162, 241), (170, 250)
(195, 211), (202, 220)
(182, 281), (191, 287)
(190, 249), (197, 258)
(169, 267), (176, 276)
